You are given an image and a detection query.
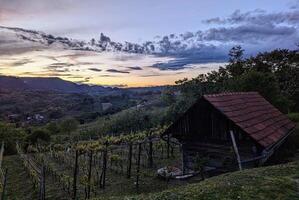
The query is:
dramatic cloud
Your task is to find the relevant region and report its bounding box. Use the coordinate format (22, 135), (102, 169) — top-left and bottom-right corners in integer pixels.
(127, 66), (142, 70)
(149, 7), (299, 70)
(203, 9), (299, 25)
(48, 62), (74, 68)
(106, 69), (130, 74)
(0, 1), (298, 86)
(8, 58), (34, 67)
(203, 25), (297, 43)
(88, 68), (102, 72)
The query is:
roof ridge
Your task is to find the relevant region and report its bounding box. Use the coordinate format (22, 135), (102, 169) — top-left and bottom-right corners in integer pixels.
(204, 91), (258, 98)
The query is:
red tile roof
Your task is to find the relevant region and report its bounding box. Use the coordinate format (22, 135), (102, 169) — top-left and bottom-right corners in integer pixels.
(204, 92), (296, 148)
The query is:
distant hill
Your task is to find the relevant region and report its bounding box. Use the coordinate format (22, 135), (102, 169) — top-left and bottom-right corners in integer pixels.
(0, 76), (167, 95)
(0, 76), (118, 94)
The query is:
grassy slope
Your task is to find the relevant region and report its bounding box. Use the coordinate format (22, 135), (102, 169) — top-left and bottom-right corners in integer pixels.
(95, 161), (299, 200)
(2, 156), (68, 200)
(3, 156), (38, 200)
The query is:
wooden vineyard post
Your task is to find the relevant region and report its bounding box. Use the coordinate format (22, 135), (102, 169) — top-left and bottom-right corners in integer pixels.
(135, 143), (141, 192)
(42, 166), (46, 200)
(229, 130), (242, 171)
(127, 143), (132, 178)
(0, 142), (4, 168)
(1, 168), (7, 200)
(73, 150), (79, 200)
(100, 142), (108, 189)
(87, 150), (93, 199)
(39, 166), (46, 200)
(148, 137), (153, 168)
(167, 134), (170, 159)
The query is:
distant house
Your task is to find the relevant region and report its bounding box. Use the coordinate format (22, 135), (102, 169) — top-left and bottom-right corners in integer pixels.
(8, 114), (21, 123)
(163, 92), (296, 174)
(26, 114), (45, 124)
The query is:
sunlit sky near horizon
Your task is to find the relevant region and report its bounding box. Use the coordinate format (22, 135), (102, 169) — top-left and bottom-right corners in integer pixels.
(0, 0), (298, 87)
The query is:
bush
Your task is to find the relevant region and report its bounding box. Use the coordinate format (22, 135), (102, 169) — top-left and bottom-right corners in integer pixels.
(26, 129), (51, 145)
(288, 113), (299, 123)
(0, 122), (26, 154)
(59, 118), (79, 134)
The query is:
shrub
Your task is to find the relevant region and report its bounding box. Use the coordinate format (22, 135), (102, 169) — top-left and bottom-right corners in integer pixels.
(288, 113), (299, 123)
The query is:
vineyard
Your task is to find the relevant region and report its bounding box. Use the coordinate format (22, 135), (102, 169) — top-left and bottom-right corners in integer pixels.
(1, 126), (196, 200)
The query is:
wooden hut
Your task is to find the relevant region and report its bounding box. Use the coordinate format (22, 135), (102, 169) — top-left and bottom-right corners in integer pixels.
(163, 92), (296, 173)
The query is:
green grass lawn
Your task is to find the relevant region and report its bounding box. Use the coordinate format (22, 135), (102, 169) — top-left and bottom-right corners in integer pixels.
(94, 161), (299, 200)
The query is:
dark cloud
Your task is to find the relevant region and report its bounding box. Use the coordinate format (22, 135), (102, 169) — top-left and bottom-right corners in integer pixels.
(21, 71), (72, 77)
(9, 58), (33, 67)
(98, 74), (119, 77)
(50, 68), (70, 73)
(127, 66), (142, 70)
(139, 74), (161, 77)
(203, 25), (297, 43)
(203, 9), (299, 25)
(106, 69), (130, 73)
(88, 68), (102, 72)
(150, 7), (299, 71)
(49, 62), (74, 67)
(151, 45), (227, 70)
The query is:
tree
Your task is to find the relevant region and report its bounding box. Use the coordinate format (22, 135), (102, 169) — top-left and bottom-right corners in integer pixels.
(26, 129), (51, 145)
(227, 45), (246, 77)
(91, 38), (96, 46)
(46, 122), (60, 135)
(161, 89), (176, 106)
(60, 118), (79, 135)
(0, 122), (26, 154)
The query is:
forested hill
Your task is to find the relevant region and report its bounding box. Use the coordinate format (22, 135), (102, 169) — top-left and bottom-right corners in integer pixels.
(164, 48), (299, 122)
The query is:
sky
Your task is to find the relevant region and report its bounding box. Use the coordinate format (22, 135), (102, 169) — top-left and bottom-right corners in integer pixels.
(0, 0), (298, 87)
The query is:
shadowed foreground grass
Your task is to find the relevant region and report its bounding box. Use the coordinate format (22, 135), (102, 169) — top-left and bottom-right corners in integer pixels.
(94, 161), (299, 200)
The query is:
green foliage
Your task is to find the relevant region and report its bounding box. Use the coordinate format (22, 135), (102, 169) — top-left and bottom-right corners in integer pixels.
(59, 118), (79, 134)
(77, 107), (168, 139)
(166, 47), (299, 121)
(0, 122), (26, 154)
(227, 45), (246, 77)
(161, 89), (176, 106)
(45, 121), (60, 135)
(288, 113), (299, 123)
(232, 71), (280, 102)
(26, 129), (51, 145)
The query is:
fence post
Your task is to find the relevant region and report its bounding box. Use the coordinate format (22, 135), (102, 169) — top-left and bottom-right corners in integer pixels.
(87, 150), (93, 199)
(101, 142), (108, 189)
(127, 143), (132, 179)
(167, 134), (170, 159)
(148, 138), (153, 168)
(1, 168), (8, 200)
(136, 143), (141, 192)
(42, 166), (46, 200)
(0, 142), (4, 169)
(73, 150), (79, 200)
